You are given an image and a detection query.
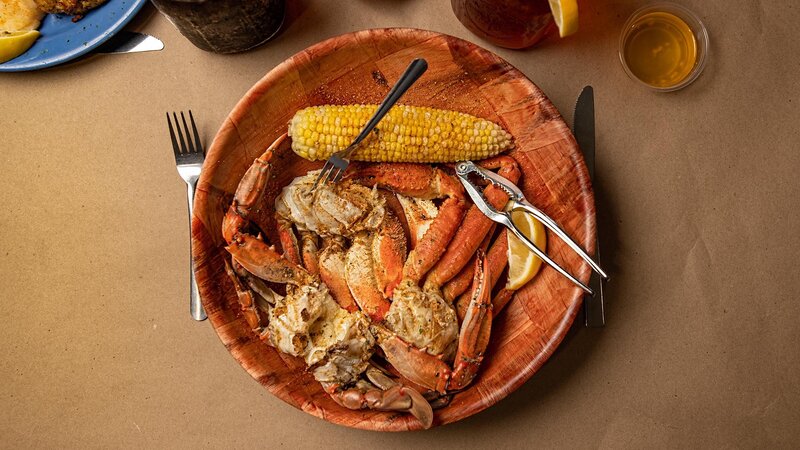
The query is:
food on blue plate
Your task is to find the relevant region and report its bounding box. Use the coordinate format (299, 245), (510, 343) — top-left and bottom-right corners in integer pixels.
(0, 29), (39, 63)
(0, 0), (111, 64)
(33, 0), (107, 18)
(0, 0), (45, 63)
(0, 0), (45, 32)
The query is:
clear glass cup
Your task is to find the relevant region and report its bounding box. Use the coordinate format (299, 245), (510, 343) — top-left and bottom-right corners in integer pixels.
(619, 3), (709, 92)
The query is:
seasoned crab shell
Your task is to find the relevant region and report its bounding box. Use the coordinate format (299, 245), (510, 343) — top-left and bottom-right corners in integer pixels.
(268, 284), (375, 385)
(275, 170), (386, 237)
(34, 0), (107, 16)
(396, 194), (438, 248)
(383, 280), (459, 360)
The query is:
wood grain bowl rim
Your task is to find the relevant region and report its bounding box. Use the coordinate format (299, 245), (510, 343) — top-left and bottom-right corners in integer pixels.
(193, 27), (594, 431)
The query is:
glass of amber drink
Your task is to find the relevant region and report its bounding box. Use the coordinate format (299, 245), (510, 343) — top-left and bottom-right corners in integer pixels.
(451, 0), (556, 49)
(619, 3), (709, 91)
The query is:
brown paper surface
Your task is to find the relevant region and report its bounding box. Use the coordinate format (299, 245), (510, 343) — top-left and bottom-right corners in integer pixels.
(1, 0), (798, 447)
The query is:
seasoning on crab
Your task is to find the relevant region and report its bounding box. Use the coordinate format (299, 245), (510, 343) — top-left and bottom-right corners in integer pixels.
(222, 134), (434, 428)
(288, 104), (514, 163)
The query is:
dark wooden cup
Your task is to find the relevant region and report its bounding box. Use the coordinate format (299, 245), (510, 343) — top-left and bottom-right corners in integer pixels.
(152, 0), (285, 53)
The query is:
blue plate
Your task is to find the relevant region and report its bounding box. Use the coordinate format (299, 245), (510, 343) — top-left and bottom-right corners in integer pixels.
(0, 0), (147, 72)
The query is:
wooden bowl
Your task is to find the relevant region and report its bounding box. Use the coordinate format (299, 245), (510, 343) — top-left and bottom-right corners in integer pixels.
(192, 28), (594, 431)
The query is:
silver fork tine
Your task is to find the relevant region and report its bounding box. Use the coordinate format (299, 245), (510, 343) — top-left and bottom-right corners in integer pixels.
(167, 112), (180, 157)
(180, 112), (195, 154)
(312, 162), (332, 190)
(335, 166), (346, 183)
(173, 112), (187, 153)
(188, 110), (203, 154)
(332, 166), (346, 183)
(324, 165), (340, 184)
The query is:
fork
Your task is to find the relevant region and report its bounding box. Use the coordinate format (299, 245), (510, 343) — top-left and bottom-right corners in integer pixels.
(311, 58), (428, 190)
(167, 110), (207, 321)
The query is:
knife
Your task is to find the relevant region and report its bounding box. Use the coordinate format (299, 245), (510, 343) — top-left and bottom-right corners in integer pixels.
(573, 86), (605, 327)
(94, 31), (164, 54)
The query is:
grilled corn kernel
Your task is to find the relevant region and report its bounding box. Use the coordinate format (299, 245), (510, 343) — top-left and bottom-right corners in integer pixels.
(288, 104), (513, 163)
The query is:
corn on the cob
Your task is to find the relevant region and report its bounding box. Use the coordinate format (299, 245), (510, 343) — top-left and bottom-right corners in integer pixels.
(288, 104), (514, 163)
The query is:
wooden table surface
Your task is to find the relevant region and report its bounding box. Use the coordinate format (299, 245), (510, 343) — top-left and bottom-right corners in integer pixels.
(2, 0), (798, 447)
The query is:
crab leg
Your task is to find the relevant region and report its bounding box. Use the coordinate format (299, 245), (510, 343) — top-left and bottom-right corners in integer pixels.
(348, 163), (467, 283)
(231, 258), (280, 305)
(224, 259), (263, 333)
(226, 234), (313, 286)
(345, 210), (406, 322)
(223, 133), (314, 287)
(380, 190), (412, 249)
(224, 257), (284, 343)
(322, 377), (433, 429)
(299, 231), (320, 276)
(490, 288), (516, 316)
(319, 237), (359, 312)
(346, 233), (390, 321)
(449, 250), (493, 390)
(442, 225), (495, 302)
(364, 366), (435, 425)
(371, 210), (406, 298)
(222, 134), (287, 245)
(396, 195), (438, 250)
(378, 251), (492, 394)
(425, 156), (519, 289)
(276, 217), (302, 266)
(455, 229), (510, 321)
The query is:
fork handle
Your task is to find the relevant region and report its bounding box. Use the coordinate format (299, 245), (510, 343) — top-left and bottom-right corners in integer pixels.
(186, 180), (207, 321)
(348, 58), (428, 152)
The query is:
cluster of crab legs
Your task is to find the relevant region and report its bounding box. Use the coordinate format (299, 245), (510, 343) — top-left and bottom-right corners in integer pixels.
(222, 134), (522, 428)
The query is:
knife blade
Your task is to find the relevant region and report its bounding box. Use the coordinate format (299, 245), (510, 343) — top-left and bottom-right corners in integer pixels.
(94, 31), (164, 55)
(573, 86), (605, 327)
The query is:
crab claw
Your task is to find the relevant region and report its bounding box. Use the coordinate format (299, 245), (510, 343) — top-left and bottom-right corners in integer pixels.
(323, 381), (434, 429)
(226, 234), (314, 286)
(377, 251), (492, 394)
(449, 249), (492, 390)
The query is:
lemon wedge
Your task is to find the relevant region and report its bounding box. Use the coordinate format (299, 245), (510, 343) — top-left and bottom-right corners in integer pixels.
(548, 0), (579, 38)
(0, 30), (40, 64)
(506, 210), (547, 290)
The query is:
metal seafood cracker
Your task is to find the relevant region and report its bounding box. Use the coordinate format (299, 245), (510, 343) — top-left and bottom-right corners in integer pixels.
(455, 161), (608, 295)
